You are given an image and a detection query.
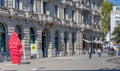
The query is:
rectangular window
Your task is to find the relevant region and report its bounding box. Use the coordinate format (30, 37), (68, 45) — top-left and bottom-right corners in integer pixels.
(15, 0), (19, 9)
(116, 7), (120, 10)
(64, 8), (67, 20)
(0, 0), (5, 6)
(97, 4), (99, 10)
(93, 2), (95, 9)
(72, 11), (74, 21)
(115, 21), (120, 25)
(30, 0), (34, 12)
(5, 0), (8, 6)
(43, 2), (47, 14)
(55, 5), (58, 17)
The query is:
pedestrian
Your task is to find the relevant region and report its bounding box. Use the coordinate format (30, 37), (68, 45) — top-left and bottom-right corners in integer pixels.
(97, 48), (101, 57)
(111, 47), (115, 56)
(88, 48), (92, 59)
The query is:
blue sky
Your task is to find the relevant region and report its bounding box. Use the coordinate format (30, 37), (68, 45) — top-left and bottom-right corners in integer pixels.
(108, 0), (120, 6)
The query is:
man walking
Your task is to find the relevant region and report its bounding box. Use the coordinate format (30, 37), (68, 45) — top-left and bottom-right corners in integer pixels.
(88, 48), (92, 59)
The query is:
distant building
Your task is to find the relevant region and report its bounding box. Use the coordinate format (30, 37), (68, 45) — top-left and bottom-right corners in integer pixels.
(0, 0), (102, 59)
(111, 6), (120, 33)
(110, 6), (120, 47)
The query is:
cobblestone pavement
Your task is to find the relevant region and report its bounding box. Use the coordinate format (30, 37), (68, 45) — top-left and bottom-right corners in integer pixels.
(0, 53), (120, 71)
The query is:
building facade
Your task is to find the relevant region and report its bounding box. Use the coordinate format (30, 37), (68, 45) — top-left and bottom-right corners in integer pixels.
(109, 6), (120, 47)
(0, 0), (102, 59)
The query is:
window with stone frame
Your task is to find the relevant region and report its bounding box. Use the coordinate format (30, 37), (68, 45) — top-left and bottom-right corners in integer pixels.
(30, 0), (34, 13)
(72, 10), (74, 21)
(55, 5), (58, 17)
(64, 8), (67, 20)
(0, 0), (5, 6)
(43, 2), (47, 14)
(15, 0), (19, 9)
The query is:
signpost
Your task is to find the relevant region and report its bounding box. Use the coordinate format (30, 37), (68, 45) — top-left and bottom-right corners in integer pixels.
(31, 44), (37, 58)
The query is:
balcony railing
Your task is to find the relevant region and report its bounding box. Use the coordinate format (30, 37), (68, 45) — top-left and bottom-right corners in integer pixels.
(0, 6), (82, 28)
(80, 4), (92, 12)
(0, 6), (10, 15)
(53, 16), (61, 24)
(62, 0), (73, 7)
(38, 14), (54, 23)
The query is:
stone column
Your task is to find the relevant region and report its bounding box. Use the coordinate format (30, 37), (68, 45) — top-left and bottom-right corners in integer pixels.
(22, 27), (30, 59)
(41, 0), (43, 14)
(59, 31), (64, 56)
(75, 31), (83, 55)
(19, 0), (23, 10)
(48, 28), (55, 57)
(67, 33), (72, 56)
(33, 0), (37, 13)
(36, 28), (42, 58)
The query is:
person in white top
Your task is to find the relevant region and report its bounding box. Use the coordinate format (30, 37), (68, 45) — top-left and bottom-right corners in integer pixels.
(97, 48), (101, 57)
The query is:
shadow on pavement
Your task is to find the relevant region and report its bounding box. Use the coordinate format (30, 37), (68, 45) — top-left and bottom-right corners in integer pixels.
(107, 57), (120, 64)
(20, 61), (31, 64)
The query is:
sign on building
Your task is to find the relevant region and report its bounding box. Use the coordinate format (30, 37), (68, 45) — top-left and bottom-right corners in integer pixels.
(31, 44), (37, 56)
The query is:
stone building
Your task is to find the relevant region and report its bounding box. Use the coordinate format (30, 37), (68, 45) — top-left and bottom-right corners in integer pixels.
(0, 0), (102, 59)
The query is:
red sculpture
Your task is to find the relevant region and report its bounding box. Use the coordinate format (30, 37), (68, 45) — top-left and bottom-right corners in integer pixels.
(8, 30), (23, 64)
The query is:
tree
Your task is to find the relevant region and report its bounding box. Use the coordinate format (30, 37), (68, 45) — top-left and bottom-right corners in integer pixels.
(112, 24), (120, 43)
(101, 0), (114, 41)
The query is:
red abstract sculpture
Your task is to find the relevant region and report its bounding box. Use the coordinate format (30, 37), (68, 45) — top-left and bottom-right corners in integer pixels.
(8, 30), (23, 64)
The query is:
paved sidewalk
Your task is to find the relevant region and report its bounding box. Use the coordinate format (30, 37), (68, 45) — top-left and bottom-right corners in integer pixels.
(0, 53), (120, 71)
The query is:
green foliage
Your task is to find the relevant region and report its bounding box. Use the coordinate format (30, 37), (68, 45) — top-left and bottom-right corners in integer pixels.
(112, 25), (120, 43)
(115, 37), (120, 44)
(112, 26), (120, 35)
(101, 1), (114, 41)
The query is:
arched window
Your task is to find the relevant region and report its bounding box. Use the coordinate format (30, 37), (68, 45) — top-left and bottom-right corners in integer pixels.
(0, 23), (6, 52)
(30, 27), (35, 44)
(15, 25), (22, 40)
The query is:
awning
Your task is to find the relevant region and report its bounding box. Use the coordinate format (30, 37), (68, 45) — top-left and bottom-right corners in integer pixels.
(93, 40), (99, 44)
(98, 41), (103, 44)
(83, 39), (101, 44)
(83, 39), (92, 43)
